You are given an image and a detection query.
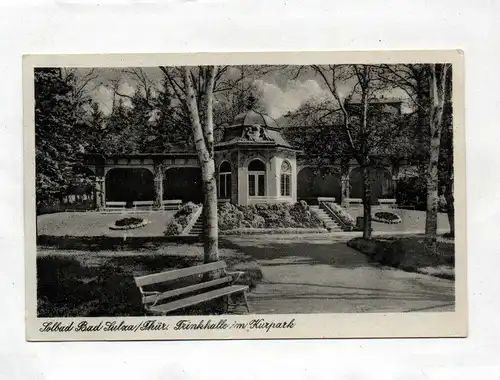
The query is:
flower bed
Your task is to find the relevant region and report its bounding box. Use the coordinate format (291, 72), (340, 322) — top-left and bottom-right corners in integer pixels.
(218, 201), (324, 232)
(165, 202), (201, 236)
(109, 217), (149, 230)
(372, 211), (402, 224)
(323, 202), (356, 229)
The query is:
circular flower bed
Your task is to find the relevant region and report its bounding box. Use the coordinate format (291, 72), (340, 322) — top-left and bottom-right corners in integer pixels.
(109, 217), (150, 230)
(372, 211), (402, 224)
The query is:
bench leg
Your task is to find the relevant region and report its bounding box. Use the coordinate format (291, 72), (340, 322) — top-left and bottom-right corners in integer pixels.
(243, 291), (250, 313)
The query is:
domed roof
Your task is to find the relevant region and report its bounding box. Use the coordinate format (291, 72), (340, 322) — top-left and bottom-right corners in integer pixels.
(215, 107), (296, 150)
(231, 109), (280, 130)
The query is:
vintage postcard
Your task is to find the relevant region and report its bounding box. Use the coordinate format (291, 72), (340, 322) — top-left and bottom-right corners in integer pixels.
(24, 51), (467, 341)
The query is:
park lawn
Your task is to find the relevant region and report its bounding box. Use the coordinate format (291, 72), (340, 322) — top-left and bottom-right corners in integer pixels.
(37, 242), (262, 318)
(347, 236), (455, 280)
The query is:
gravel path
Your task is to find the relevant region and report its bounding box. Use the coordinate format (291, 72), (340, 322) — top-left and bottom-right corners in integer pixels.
(225, 235), (455, 314)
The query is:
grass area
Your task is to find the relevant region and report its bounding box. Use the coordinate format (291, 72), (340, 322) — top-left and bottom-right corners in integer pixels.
(37, 241), (263, 317)
(347, 236), (454, 280)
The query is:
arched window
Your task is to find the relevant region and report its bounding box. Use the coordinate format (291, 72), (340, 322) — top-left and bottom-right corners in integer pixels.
(248, 159), (266, 197)
(218, 161), (232, 199)
(280, 160), (291, 197)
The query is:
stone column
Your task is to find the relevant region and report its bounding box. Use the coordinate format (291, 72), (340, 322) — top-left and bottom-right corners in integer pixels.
(153, 162), (164, 209)
(340, 161), (350, 206)
(391, 163), (399, 198)
(95, 176), (105, 210)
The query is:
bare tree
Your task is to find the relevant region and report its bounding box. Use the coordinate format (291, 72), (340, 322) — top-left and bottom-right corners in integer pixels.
(159, 65), (220, 263)
(425, 64), (451, 252)
(306, 64), (395, 239)
(379, 64), (452, 252)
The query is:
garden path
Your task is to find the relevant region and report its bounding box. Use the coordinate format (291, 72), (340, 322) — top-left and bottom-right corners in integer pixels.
(224, 235), (455, 314)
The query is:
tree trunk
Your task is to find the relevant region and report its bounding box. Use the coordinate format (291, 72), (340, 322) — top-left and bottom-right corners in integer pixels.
(358, 68), (371, 240)
(202, 161), (218, 263)
(183, 66), (219, 264)
(424, 132), (440, 253)
(361, 165), (372, 239)
(445, 182), (455, 237)
(424, 64), (449, 254)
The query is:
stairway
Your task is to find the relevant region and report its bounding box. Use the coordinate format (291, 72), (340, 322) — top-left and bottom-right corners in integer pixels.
(188, 213), (203, 236)
(309, 205), (342, 232)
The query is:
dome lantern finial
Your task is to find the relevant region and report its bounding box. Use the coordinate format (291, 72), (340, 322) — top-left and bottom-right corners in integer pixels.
(246, 95), (257, 110)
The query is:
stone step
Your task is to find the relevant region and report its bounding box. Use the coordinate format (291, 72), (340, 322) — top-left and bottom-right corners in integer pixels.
(309, 205), (343, 232)
(186, 209), (204, 236)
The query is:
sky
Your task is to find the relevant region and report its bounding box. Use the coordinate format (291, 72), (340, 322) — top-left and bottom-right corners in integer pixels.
(76, 66), (411, 120)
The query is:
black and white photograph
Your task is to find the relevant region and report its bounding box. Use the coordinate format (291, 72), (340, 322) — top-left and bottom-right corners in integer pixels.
(24, 51), (466, 340)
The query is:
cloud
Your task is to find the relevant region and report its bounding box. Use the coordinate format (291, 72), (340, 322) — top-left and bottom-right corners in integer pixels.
(91, 81), (136, 115)
(254, 79), (333, 118)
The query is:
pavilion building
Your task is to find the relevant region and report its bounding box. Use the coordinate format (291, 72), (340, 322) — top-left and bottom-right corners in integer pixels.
(81, 108), (404, 210)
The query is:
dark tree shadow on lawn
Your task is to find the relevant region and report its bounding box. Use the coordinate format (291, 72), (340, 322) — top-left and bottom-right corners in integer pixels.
(37, 253), (259, 318)
(220, 239), (371, 269)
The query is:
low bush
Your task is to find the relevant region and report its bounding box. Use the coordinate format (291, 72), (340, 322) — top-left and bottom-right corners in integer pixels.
(220, 227), (327, 235)
(165, 221), (183, 236)
(115, 217), (144, 227)
(323, 202), (356, 228)
(347, 236), (455, 279)
(218, 201), (323, 231)
(372, 211), (402, 224)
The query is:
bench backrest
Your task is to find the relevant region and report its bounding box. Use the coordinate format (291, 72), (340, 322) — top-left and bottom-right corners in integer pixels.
(106, 201), (126, 206)
(133, 201), (154, 206)
(134, 261), (230, 306)
(162, 199), (182, 205)
(345, 198), (362, 203)
(378, 198), (396, 203)
(318, 197), (336, 202)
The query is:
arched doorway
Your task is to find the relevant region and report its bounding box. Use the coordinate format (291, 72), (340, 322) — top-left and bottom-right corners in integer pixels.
(349, 167), (393, 203)
(297, 167), (341, 202)
(164, 167), (203, 203)
(105, 168), (154, 205)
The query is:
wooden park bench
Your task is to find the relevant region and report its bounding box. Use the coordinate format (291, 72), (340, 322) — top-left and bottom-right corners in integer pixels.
(344, 198), (362, 207)
(105, 201), (126, 210)
(133, 200), (154, 210)
(133, 261), (250, 315)
(161, 199), (182, 210)
(378, 198), (397, 208)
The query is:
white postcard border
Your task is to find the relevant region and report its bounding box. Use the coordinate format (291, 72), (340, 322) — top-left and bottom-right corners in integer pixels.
(24, 50), (467, 341)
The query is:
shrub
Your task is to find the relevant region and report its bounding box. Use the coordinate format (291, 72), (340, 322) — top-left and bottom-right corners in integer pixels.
(175, 202), (199, 217)
(218, 202), (244, 231)
(217, 202), (323, 231)
(115, 217), (143, 227)
(165, 221), (183, 236)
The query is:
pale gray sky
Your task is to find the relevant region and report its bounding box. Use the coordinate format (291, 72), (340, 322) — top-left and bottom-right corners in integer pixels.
(77, 66), (412, 119)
